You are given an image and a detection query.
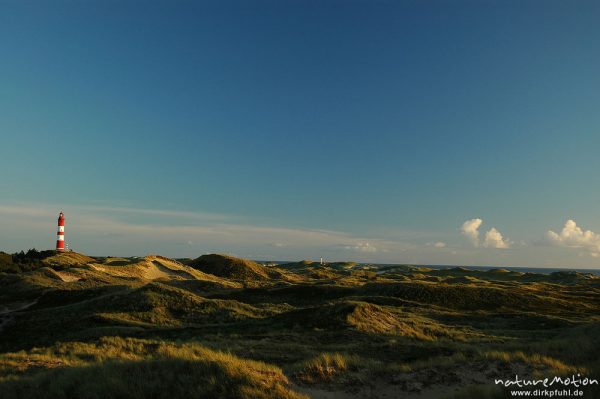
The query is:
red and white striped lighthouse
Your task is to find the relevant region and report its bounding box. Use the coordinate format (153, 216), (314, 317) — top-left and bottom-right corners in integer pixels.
(56, 212), (65, 251)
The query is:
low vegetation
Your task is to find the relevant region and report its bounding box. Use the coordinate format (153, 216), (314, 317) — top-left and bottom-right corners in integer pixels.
(186, 254), (273, 281)
(0, 337), (306, 399)
(1, 250), (599, 398)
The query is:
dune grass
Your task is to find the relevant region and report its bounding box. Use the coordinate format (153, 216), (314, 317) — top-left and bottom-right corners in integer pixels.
(293, 352), (369, 384)
(1, 251), (599, 398)
(0, 337), (306, 399)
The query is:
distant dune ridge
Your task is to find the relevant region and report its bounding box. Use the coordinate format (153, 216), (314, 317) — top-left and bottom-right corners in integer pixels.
(43, 251), (95, 267)
(186, 254), (272, 281)
(0, 249), (599, 398)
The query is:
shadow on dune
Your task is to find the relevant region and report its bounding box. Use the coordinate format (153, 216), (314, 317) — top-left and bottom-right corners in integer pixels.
(0, 357), (306, 399)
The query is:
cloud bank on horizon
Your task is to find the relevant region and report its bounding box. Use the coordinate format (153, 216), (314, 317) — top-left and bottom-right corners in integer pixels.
(0, 203), (405, 262)
(1, 203), (600, 267)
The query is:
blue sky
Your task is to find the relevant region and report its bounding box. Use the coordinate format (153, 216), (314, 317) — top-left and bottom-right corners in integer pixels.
(1, 1), (599, 267)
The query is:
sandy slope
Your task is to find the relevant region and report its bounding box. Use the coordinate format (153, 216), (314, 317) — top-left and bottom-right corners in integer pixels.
(52, 270), (81, 282)
(50, 254), (239, 288)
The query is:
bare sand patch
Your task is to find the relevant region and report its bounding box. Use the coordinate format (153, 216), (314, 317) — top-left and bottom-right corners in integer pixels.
(52, 270), (81, 282)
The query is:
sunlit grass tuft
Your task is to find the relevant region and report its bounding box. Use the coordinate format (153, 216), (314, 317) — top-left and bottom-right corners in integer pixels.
(0, 337), (307, 399)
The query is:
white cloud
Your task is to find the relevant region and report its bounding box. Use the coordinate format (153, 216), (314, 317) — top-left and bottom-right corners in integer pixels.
(483, 227), (511, 249)
(547, 220), (600, 257)
(342, 242), (378, 253)
(427, 241), (447, 248)
(77, 205), (232, 221)
(461, 218), (511, 249)
(0, 203), (399, 259)
(461, 218), (482, 246)
(0, 204), (230, 222)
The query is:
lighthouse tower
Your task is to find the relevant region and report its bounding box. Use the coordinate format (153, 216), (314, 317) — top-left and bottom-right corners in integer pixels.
(56, 212), (65, 251)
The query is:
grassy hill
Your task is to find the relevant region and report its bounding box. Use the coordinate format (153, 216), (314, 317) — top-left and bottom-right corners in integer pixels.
(1, 250), (599, 398)
(41, 251), (96, 267)
(187, 254), (281, 282)
(0, 337), (306, 399)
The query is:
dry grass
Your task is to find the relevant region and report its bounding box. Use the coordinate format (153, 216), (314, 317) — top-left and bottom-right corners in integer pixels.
(0, 337), (307, 399)
(481, 350), (582, 375)
(2, 250), (600, 398)
(293, 352), (372, 384)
